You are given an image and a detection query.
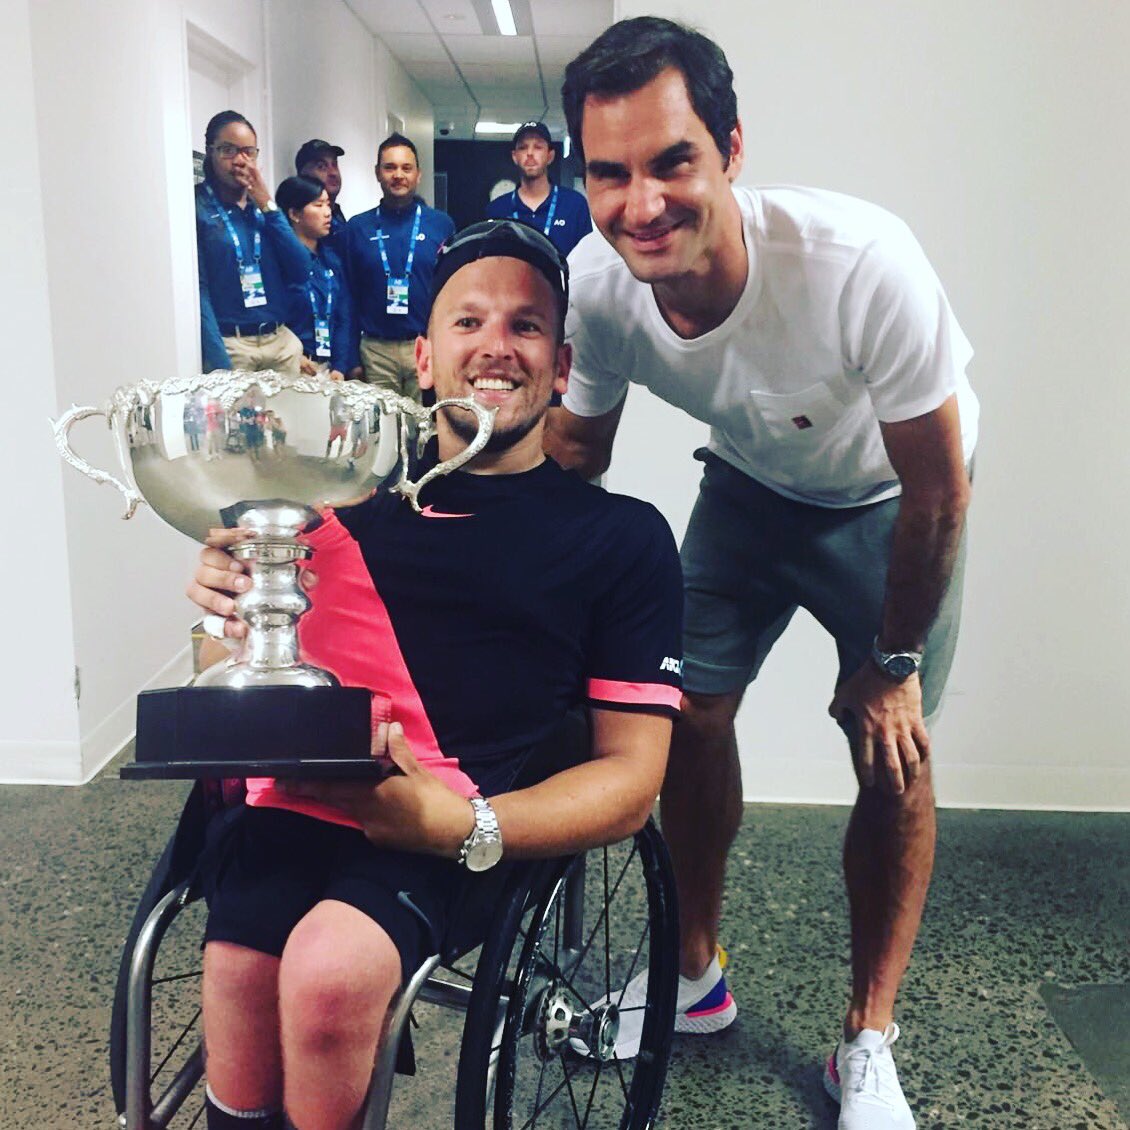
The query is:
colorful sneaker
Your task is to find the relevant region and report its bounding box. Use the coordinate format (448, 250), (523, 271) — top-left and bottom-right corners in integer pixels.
(571, 947), (737, 1060)
(823, 1023), (916, 1129)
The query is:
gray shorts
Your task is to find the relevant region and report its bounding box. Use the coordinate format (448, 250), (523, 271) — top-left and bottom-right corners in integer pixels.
(680, 450), (966, 722)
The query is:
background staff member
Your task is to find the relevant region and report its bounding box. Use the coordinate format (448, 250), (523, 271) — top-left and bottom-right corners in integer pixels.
(195, 110), (306, 375)
(345, 133), (454, 400)
(486, 121), (592, 258)
(272, 175), (358, 382)
(295, 138), (348, 263)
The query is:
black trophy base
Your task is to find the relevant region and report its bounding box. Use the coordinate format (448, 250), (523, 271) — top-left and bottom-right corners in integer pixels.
(123, 685), (383, 780)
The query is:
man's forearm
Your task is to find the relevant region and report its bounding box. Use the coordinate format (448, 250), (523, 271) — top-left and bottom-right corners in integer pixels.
(878, 486), (970, 653)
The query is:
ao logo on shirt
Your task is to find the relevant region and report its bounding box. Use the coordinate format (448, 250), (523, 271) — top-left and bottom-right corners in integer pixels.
(553, 219), (566, 227)
(659, 656), (682, 675)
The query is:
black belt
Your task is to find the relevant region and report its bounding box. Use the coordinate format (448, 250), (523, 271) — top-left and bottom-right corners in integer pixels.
(362, 331), (418, 343)
(220, 320), (280, 338)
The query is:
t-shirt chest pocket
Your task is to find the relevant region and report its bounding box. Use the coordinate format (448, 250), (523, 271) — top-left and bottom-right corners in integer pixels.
(748, 380), (843, 440)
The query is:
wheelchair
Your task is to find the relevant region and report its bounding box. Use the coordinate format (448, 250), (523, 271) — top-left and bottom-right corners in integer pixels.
(109, 715), (680, 1129)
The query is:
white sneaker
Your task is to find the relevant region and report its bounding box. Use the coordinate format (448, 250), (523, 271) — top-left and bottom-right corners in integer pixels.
(571, 948), (736, 1061)
(823, 1024), (915, 1129)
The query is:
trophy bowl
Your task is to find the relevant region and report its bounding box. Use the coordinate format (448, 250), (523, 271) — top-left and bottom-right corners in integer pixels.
(54, 369), (494, 778)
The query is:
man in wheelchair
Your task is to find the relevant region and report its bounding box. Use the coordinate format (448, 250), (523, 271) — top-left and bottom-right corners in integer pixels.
(185, 220), (684, 1130)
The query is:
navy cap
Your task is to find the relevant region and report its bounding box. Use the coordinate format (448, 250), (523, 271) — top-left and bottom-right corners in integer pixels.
(432, 220), (568, 318)
(511, 121), (552, 148)
(295, 138), (344, 171)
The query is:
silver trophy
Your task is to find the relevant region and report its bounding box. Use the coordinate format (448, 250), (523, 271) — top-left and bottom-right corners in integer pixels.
(53, 369), (494, 778)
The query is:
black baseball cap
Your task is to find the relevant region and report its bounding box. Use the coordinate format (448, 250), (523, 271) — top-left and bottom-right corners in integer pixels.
(432, 220), (569, 320)
(511, 121), (552, 148)
(295, 138), (344, 171)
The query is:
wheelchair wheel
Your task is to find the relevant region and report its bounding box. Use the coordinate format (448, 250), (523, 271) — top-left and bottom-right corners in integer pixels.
(454, 818), (678, 1129)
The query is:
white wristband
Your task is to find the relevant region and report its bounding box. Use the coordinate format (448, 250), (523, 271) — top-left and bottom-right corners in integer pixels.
(201, 614), (230, 640)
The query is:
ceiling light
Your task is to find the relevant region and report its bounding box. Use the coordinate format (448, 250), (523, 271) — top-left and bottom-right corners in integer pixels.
(475, 121), (523, 135)
(491, 0), (517, 36)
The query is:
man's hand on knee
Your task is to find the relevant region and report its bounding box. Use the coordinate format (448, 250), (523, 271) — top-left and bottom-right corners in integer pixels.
(829, 663), (930, 795)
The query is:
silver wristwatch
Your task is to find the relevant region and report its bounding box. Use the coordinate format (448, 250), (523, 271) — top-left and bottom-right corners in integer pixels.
(458, 797), (503, 872)
(870, 637), (923, 682)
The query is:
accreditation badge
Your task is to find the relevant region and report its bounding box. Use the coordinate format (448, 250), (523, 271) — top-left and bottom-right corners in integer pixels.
(386, 277), (410, 316)
(240, 263), (267, 308)
(314, 318), (332, 358)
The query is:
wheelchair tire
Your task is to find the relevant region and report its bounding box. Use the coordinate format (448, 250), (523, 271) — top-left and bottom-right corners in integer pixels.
(453, 819), (678, 1129)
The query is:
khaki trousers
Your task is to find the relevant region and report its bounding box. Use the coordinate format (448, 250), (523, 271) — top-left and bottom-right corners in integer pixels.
(360, 335), (420, 403)
(222, 325), (304, 376)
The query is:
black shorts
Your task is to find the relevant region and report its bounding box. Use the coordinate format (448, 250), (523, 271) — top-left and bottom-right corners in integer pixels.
(203, 807), (464, 979)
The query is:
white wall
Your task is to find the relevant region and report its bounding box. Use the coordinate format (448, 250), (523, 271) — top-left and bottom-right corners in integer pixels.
(0, 0), (82, 783)
(611, 0), (1130, 809)
(268, 0), (437, 216)
(4, 0), (435, 783)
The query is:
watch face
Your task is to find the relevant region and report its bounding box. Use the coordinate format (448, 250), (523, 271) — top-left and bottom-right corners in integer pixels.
(465, 838), (503, 872)
(885, 654), (918, 680)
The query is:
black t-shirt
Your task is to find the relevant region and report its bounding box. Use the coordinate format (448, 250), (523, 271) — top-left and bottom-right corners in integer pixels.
(247, 459), (683, 819)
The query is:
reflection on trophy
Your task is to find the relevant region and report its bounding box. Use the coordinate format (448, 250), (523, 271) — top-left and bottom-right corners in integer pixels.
(53, 369), (493, 779)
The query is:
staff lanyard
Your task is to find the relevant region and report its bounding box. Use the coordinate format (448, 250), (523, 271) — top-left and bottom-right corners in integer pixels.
(204, 183), (261, 267)
(512, 185), (558, 236)
(308, 257), (335, 336)
(376, 203), (422, 279)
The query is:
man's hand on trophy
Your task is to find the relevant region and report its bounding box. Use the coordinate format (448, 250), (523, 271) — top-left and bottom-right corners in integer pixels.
(281, 722), (475, 858)
(188, 528), (323, 641)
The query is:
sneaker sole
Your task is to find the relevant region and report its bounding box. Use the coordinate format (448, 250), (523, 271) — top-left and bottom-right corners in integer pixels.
(822, 1055), (842, 1105)
(673, 993), (737, 1035)
(568, 996), (737, 1062)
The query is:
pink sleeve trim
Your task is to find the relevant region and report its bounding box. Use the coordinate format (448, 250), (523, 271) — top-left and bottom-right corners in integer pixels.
(587, 678), (682, 710)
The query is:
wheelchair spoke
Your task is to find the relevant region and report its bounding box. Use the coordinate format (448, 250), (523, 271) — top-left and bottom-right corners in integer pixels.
(579, 1057), (607, 1129)
(569, 841), (640, 987)
(152, 968), (203, 987)
(150, 1006), (201, 1084)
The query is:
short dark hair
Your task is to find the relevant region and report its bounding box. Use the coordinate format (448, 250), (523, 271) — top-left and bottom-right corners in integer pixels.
(275, 175), (328, 220)
(562, 18), (737, 168)
(203, 110), (255, 182)
(377, 132), (418, 165)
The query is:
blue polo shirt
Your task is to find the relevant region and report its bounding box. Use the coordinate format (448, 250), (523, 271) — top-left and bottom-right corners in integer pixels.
(324, 204), (350, 268)
(346, 198), (455, 341)
(274, 241), (359, 374)
(195, 183), (306, 371)
(486, 184), (592, 258)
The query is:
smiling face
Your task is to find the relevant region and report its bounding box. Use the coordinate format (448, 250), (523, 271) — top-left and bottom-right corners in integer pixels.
(299, 153), (342, 199)
(512, 135), (554, 183)
(416, 257), (570, 472)
(208, 121), (259, 195)
(376, 145), (421, 209)
(580, 66), (743, 286)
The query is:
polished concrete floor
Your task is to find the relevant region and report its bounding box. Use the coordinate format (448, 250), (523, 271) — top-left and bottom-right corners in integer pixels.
(0, 753), (1126, 1129)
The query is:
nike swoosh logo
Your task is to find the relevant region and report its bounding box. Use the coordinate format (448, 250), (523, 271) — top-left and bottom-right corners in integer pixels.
(420, 504), (474, 519)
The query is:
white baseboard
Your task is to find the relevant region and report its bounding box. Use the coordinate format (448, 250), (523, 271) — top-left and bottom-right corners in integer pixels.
(0, 740), (82, 785)
(742, 757), (1130, 812)
(78, 644), (195, 783)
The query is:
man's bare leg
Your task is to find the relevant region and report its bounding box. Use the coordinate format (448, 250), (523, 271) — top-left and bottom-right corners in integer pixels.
(842, 763), (936, 1038)
(660, 688), (745, 979)
(202, 942), (283, 1109)
(279, 900), (401, 1130)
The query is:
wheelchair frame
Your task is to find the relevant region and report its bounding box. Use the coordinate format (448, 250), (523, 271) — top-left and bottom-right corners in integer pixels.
(115, 816), (678, 1130)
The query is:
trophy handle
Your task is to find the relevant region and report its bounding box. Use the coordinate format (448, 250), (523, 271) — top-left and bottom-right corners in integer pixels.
(391, 395), (497, 511)
(51, 404), (145, 520)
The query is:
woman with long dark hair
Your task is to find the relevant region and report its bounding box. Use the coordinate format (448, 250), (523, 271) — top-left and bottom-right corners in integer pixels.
(195, 110), (306, 374)
(272, 175), (358, 382)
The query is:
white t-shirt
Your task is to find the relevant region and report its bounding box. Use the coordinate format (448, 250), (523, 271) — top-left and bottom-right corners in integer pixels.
(563, 185), (979, 507)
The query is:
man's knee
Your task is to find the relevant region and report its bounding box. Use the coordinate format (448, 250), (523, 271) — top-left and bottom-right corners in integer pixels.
(673, 688), (743, 752)
(278, 907), (400, 1054)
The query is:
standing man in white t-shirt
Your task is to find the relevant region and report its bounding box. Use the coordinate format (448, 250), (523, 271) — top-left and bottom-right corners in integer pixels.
(548, 17), (977, 1130)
